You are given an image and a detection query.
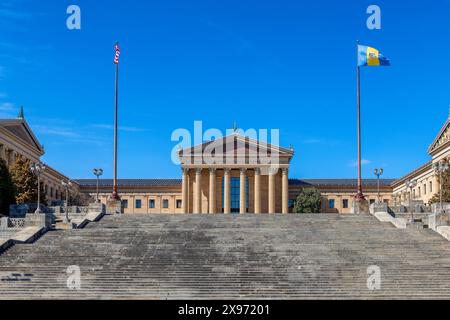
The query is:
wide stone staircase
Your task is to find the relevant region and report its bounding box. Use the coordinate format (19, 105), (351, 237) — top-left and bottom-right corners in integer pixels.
(1, 214), (450, 299)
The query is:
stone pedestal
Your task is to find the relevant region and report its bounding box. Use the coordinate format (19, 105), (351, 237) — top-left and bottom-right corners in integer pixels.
(371, 202), (388, 214)
(0, 217), (8, 231)
(25, 213), (52, 228)
(88, 203), (106, 214)
(106, 199), (123, 214)
(351, 199), (369, 214)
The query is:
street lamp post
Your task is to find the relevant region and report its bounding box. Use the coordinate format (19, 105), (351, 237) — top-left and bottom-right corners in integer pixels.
(433, 161), (449, 214)
(61, 180), (73, 223)
(374, 168), (383, 203)
(405, 179), (417, 223)
(93, 168), (104, 203)
(30, 162), (46, 214)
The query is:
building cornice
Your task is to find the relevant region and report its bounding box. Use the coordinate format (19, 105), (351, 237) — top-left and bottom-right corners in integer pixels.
(390, 161), (432, 188)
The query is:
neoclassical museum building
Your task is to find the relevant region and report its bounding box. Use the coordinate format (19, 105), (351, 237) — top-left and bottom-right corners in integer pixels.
(0, 113), (72, 204)
(3, 110), (450, 214)
(80, 134), (394, 215)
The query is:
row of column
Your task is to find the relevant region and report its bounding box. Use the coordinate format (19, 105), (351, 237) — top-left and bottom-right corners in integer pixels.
(181, 167), (289, 214)
(0, 144), (17, 166)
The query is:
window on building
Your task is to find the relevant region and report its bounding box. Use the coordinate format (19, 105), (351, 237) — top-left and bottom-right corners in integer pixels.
(163, 199), (169, 209)
(424, 184), (427, 194)
(222, 177), (249, 213)
(430, 182), (433, 193)
(342, 199), (349, 209)
(383, 199), (389, 204)
(149, 199), (155, 209)
(413, 189), (416, 198)
(418, 187), (421, 197)
(135, 199), (142, 209)
(370, 199), (375, 205)
(50, 187), (53, 197)
(328, 199), (335, 209)
(176, 200), (182, 209)
(122, 199), (128, 209)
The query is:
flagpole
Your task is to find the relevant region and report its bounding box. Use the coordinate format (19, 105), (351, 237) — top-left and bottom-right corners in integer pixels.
(112, 41), (120, 200)
(355, 41), (365, 201)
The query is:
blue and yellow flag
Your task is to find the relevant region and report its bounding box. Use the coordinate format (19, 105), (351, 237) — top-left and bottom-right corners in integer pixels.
(358, 45), (390, 67)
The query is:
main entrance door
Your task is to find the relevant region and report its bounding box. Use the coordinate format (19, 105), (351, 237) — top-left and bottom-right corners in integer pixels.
(222, 177), (248, 213)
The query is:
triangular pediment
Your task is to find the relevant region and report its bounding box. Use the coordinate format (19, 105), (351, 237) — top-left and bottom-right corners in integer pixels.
(180, 134), (293, 155)
(428, 118), (450, 155)
(0, 119), (44, 154)
(178, 134), (294, 165)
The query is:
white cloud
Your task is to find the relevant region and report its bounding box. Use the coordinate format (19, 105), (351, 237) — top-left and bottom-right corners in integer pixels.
(0, 102), (14, 111)
(33, 125), (81, 138)
(349, 159), (371, 167)
(91, 124), (147, 132)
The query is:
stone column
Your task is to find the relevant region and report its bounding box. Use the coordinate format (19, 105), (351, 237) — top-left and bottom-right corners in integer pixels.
(5, 148), (11, 166)
(223, 168), (231, 214)
(254, 168), (261, 214)
(181, 168), (189, 213)
(209, 168), (216, 214)
(240, 168), (247, 214)
(282, 168), (289, 214)
(268, 168), (278, 214)
(194, 168), (202, 213)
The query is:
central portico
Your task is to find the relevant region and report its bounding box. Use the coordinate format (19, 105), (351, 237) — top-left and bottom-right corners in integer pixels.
(178, 133), (294, 214)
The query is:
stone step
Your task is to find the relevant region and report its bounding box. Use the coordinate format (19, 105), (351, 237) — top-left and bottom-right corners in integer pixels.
(1, 214), (450, 299)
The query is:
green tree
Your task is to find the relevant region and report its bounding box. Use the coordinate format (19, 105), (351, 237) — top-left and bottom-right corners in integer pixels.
(293, 187), (322, 213)
(70, 188), (94, 206)
(9, 155), (47, 206)
(0, 158), (16, 215)
(430, 165), (450, 204)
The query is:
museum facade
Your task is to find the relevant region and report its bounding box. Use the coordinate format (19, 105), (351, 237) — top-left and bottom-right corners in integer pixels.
(78, 134), (394, 214)
(5, 110), (450, 214)
(391, 112), (450, 206)
(0, 113), (74, 204)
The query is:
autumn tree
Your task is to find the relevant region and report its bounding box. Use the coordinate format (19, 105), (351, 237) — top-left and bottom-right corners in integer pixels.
(430, 165), (450, 204)
(9, 155), (47, 206)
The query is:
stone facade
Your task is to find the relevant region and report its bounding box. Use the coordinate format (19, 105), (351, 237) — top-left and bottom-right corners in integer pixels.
(392, 113), (450, 207)
(0, 117), (76, 205)
(5, 112), (450, 215)
(77, 178), (394, 215)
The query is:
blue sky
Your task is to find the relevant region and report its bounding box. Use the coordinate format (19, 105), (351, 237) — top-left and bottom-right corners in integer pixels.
(0, 0), (449, 179)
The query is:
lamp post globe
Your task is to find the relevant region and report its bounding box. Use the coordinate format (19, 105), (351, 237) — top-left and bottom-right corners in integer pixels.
(61, 179), (72, 223)
(405, 179), (417, 224)
(93, 168), (104, 203)
(30, 162), (46, 214)
(374, 168), (383, 203)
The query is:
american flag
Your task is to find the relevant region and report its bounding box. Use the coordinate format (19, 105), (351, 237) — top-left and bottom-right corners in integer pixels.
(114, 42), (120, 65)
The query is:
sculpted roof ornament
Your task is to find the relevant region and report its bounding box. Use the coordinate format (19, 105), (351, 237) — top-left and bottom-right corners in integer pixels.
(17, 106), (24, 119)
(428, 118), (450, 155)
